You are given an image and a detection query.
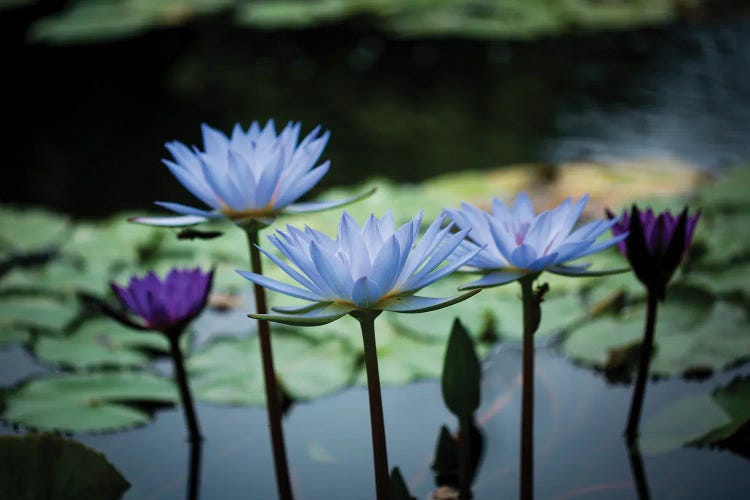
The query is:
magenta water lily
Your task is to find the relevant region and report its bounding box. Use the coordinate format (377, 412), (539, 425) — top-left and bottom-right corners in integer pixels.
(238, 211), (482, 325)
(110, 267), (213, 337)
(607, 205), (700, 300)
(447, 193), (629, 289)
(131, 120), (373, 228)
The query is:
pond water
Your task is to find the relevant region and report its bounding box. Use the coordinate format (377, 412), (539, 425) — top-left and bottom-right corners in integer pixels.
(4, 10), (750, 500)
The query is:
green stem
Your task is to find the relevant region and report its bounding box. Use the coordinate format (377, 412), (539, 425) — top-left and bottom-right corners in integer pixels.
(458, 413), (472, 500)
(168, 336), (202, 444)
(625, 289), (659, 443)
(245, 226), (294, 500)
(359, 315), (389, 500)
(519, 276), (537, 500)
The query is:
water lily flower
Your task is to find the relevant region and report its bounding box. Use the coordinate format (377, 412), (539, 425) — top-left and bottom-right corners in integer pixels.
(237, 211), (482, 325)
(131, 120), (373, 228)
(606, 205), (700, 441)
(109, 267), (213, 443)
(110, 267), (213, 337)
(446, 192), (628, 289)
(607, 206), (700, 300)
(238, 210), (481, 499)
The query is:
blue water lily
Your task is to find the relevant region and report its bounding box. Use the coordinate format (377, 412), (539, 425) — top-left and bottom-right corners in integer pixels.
(237, 211), (483, 326)
(132, 120), (373, 227)
(447, 192), (628, 289)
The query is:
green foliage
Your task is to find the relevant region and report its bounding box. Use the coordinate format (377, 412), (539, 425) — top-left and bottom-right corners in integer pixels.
(2, 372), (177, 432)
(442, 319), (480, 418)
(25, 0), (684, 44)
(640, 376), (750, 455)
(389, 466), (416, 500)
(0, 433), (130, 499)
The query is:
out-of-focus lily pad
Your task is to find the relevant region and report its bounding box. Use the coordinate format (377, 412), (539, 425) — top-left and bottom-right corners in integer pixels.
(0, 206), (70, 255)
(0, 328), (31, 348)
(0, 295), (76, 334)
(0, 261), (109, 296)
(33, 318), (168, 370)
(1, 372), (177, 433)
(0, 433), (130, 499)
(694, 165), (750, 212)
(188, 331), (355, 405)
(641, 376), (750, 455)
(562, 287), (750, 379)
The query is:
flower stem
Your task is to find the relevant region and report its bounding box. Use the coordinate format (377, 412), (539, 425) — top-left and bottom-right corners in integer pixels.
(626, 439), (652, 500)
(625, 289), (659, 443)
(187, 439), (203, 500)
(168, 336), (202, 444)
(359, 316), (390, 500)
(519, 276), (537, 500)
(246, 226), (294, 500)
(459, 413), (472, 500)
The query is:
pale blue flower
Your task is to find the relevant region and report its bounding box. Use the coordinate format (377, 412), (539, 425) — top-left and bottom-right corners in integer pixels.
(132, 120), (373, 227)
(237, 211), (482, 325)
(447, 193), (628, 289)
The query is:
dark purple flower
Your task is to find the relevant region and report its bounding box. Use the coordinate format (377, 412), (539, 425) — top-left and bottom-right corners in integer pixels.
(606, 206), (700, 300)
(110, 267), (213, 337)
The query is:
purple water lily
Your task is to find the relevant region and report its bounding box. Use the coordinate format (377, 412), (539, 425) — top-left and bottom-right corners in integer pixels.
(110, 267), (213, 337)
(606, 206), (700, 300)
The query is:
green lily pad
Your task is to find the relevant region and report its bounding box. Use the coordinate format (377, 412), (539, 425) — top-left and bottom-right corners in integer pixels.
(1, 372), (178, 433)
(695, 165), (750, 212)
(0, 328), (31, 348)
(562, 287), (750, 379)
(0, 206), (70, 255)
(34, 318), (168, 370)
(0, 295), (77, 334)
(0, 260), (109, 297)
(640, 376), (750, 455)
(0, 433), (130, 499)
(188, 331), (356, 405)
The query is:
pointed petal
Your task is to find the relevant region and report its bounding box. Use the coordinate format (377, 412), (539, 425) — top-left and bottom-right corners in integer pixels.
(352, 276), (385, 309)
(154, 201), (222, 219)
(235, 270), (322, 302)
(128, 215), (208, 227)
(380, 289), (481, 313)
(458, 271), (525, 290)
(250, 302), (353, 326)
(283, 187), (377, 214)
(547, 265), (631, 277)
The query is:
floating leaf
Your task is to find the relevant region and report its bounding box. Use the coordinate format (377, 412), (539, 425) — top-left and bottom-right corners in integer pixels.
(562, 287), (750, 378)
(33, 317), (168, 370)
(188, 331), (355, 405)
(0, 433), (129, 499)
(0, 295), (76, 334)
(1, 372), (177, 433)
(0, 206), (70, 254)
(641, 376), (750, 455)
(0, 328), (30, 348)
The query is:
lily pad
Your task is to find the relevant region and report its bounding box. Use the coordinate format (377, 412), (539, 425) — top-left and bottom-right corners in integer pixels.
(1, 372), (177, 433)
(0, 295), (77, 334)
(0, 433), (129, 499)
(0, 206), (70, 255)
(640, 376), (750, 455)
(33, 317), (168, 370)
(0, 328), (31, 348)
(188, 331), (356, 405)
(562, 286), (750, 379)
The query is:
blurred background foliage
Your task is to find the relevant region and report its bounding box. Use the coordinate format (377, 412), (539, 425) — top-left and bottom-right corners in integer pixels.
(3, 0), (715, 44)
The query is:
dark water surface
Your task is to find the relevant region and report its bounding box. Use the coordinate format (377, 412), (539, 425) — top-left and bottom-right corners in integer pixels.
(6, 16), (750, 215)
(2, 341), (749, 499)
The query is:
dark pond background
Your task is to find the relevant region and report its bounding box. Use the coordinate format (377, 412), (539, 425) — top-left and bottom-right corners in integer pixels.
(3, 2), (750, 499)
